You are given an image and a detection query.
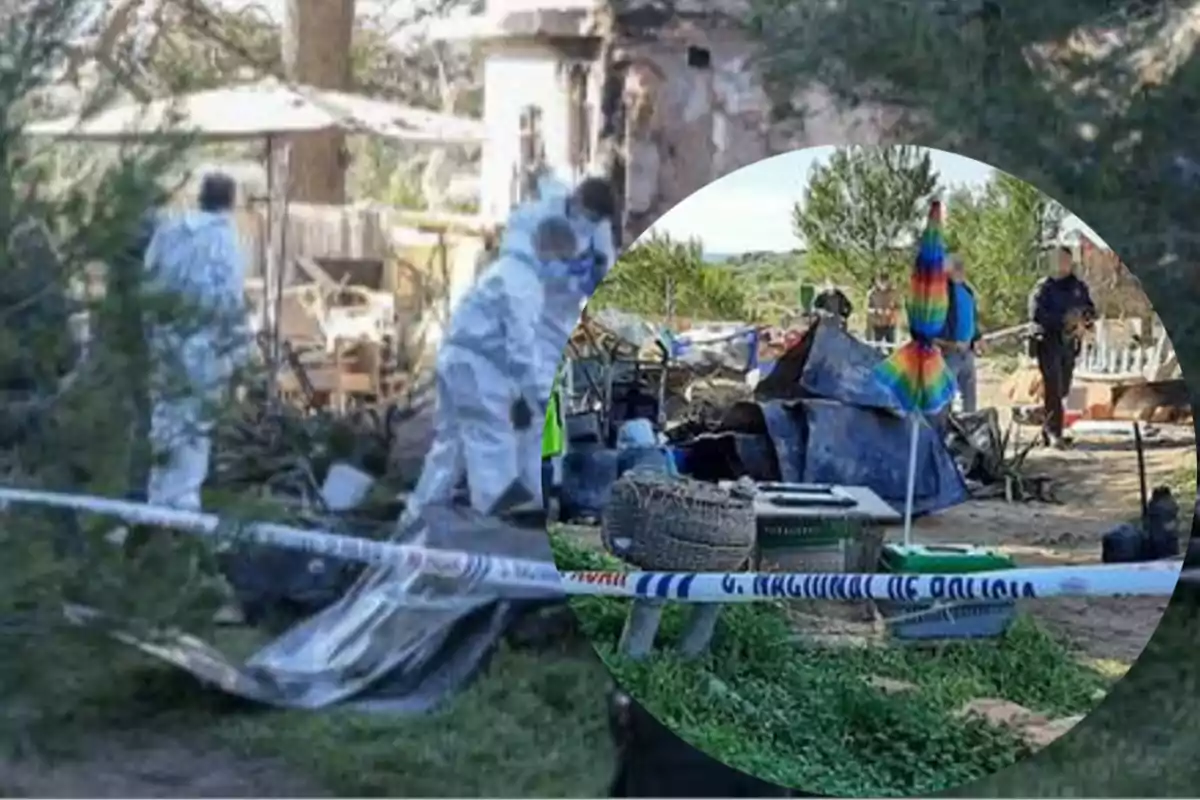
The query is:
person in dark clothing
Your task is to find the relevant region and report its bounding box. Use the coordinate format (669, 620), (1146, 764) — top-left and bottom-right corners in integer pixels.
(812, 281), (853, 328)
(1027, 245), (1096, 448)
(607, 687), (816, 797)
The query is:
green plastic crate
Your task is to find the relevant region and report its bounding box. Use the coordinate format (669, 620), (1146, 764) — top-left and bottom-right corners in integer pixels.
(880, 543), (1015, 574)
(879, 543), (1017, 640)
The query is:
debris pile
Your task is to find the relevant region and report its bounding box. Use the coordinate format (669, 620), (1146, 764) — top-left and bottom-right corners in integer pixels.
(944, 410), (1056, 503)
(212, 401), (401, 498)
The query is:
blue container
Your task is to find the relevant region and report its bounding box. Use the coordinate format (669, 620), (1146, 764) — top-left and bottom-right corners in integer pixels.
(561, 446), (620, 522)
(668, 446), (688, 475)
(879, 543), (1018, 641)
(881, 600), (1017, 641)
(617, 446), (674, 478)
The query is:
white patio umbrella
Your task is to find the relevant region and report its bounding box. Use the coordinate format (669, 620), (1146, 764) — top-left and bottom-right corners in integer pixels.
(24, 77), (486, 144)
(26, 78), (486, 403)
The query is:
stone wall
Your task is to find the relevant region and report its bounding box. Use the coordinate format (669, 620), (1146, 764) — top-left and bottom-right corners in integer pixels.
(608, 4), (903, 244)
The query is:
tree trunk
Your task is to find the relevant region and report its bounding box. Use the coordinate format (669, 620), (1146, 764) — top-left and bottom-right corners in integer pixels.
(281, 0), (355, 204)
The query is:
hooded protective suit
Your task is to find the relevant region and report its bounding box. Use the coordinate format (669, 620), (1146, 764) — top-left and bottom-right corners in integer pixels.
(142, 210), (250, 511)
(503, 179), (616, 388)
(501, 177), (616, 506)
(401, 252), (546, 524)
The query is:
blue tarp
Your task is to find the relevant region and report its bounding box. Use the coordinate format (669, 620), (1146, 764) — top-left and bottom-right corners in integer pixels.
(795, 319), (905, 413)
(774, 399), (967, 516)
(749, 320), (968, 516)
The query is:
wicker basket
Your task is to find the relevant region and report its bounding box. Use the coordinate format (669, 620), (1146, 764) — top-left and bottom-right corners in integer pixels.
(601, 473), (756, 571)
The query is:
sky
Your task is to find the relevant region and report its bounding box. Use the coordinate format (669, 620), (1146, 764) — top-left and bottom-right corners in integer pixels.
(649, 146), (1107, 255)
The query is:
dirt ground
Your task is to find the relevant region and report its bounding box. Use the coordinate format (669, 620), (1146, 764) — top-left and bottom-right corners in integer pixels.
(900, 359), (1195, 666)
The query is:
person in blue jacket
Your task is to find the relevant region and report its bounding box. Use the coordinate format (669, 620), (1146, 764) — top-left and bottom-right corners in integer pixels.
(936, 254), (982, 413)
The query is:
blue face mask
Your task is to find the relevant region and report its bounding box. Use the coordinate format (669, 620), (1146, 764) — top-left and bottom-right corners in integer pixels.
(541, 259), (575, 291)
(564, 245), (603, 296)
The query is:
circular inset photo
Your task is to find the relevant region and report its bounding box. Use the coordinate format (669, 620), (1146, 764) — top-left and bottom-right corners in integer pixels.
(549, 145), (1194, 797)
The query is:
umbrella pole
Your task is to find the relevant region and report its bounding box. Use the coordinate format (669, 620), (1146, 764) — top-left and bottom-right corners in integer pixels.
(262, 135), (275, 398)
(903, 414), (920, 546)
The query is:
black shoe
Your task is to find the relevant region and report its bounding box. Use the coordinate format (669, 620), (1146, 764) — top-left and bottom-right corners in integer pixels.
(500, 501), (548, 529)
(487, 481), (535, 518)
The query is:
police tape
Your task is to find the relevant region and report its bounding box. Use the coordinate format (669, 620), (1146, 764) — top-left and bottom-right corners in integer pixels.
(0, 487), (564, 594)
(559, 562), (1182, 601)
(0, 487), (1183, 603)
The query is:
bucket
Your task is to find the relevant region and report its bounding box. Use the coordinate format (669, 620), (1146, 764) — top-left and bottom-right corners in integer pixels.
(561, 446), (620, 521)
(320, 462), (375, 511)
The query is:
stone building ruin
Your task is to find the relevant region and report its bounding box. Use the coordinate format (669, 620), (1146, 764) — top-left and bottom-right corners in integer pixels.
(445, 0), (902, 246)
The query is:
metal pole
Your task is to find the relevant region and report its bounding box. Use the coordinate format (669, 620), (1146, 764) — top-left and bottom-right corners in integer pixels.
(264, 135), (291, 409)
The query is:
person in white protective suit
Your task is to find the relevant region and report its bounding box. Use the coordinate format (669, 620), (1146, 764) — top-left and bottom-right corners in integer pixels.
(503, 176), (617, 329)
(399, 215), (581, 527)
(503, 176), (617, 510)
(142, 173), (251, 512)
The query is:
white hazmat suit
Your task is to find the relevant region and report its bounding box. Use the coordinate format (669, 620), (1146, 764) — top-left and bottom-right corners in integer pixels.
(501, 177), (616, 505)
(142, 210), (249, 511)
(402, 252), (546, 525)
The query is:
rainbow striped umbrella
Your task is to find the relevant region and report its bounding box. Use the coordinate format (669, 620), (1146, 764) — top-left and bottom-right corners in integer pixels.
(874, 199), (957, 543)
(875, 199), (955, 413)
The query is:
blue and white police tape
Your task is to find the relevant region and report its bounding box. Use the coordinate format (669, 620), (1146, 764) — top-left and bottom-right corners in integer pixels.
(0, 487), (564, 594)
(0, 487), (1182, 603)
(560, 561), (1181, 601)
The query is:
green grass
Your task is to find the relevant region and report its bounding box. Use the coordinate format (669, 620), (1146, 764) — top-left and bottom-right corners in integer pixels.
(4, 528), (1199, 798)
(1170, 463), (1197, 503)
(552, 534), (1114, 796)
(958, 590), (1200, 797)
(8, 628), (615, 798)
(212, 647), (615, 797)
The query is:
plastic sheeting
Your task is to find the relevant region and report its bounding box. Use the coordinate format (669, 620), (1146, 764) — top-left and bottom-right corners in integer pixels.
(669, 326), (760, 375)
(738, 319), (968, 516)
(81, 506), (556, 712)
(587, 308), (670, 353)
(788, 400), (966, 515)
(78, 189), (577, 713)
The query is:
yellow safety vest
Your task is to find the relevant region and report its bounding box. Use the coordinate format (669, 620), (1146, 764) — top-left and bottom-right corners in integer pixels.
(541, 371), (565, 459)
